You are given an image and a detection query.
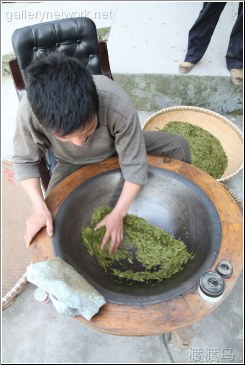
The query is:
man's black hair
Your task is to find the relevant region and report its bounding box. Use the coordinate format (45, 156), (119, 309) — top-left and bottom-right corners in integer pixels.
(26, 52), (99, 136)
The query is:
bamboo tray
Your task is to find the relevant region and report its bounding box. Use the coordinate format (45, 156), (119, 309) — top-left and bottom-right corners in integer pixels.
(143, 106), (243, 182)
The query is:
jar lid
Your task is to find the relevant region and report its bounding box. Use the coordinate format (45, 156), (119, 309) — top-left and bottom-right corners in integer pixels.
(199, 272), (225, 298)
(216, 261), (233, 279)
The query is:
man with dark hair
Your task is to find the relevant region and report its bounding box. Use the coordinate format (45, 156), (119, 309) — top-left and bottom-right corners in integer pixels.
(12, 53), (191, 254)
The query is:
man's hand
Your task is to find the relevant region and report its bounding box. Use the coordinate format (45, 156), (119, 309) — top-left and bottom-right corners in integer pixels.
(95, 180), (142, 254)
(24, 203), (53, 247)
(95, 210), (124, 254)
(20, 178), (54, 247)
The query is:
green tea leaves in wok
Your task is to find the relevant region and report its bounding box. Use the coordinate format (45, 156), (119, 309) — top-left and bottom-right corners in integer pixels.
(81, 206), (193, 282)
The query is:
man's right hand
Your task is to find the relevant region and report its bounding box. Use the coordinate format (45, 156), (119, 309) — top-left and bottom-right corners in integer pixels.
(24, 203), (53, 247)
(20, 178), (54, 247)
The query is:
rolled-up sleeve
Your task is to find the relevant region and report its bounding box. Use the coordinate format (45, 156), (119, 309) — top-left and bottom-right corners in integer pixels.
(111, 107), (148, 186)
(12, 96), (47, 181)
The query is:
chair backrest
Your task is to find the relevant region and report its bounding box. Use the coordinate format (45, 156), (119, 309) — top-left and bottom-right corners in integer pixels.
(12, 17), (105, 86)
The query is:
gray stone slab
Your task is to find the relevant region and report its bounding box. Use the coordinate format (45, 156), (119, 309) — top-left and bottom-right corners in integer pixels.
(114, 74), (243, 114)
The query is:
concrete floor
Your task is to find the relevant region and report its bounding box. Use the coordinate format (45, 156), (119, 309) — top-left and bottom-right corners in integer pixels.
(1, 1), (243, 363)
(107, 2), (238, 76)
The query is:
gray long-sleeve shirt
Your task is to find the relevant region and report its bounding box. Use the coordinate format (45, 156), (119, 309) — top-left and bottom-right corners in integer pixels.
(12, 75), (148, 186)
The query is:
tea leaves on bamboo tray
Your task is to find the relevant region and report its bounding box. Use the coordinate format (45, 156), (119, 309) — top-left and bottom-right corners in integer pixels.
(160, 121), (228, 179)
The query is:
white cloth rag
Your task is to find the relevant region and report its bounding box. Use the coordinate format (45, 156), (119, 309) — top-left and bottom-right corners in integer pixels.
(26, 257), (106, 320)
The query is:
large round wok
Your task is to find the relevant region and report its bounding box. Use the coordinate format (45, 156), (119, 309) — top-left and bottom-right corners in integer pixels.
(52, 166), (221, 305)
(31, 157), (242, 335)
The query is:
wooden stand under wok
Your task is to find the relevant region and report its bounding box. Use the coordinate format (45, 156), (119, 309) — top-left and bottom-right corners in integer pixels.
(30, 156), (243, 336)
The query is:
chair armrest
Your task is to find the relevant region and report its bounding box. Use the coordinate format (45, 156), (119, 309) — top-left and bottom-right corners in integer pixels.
(8, 58), (26, 101)
(99, 41), (113, 80)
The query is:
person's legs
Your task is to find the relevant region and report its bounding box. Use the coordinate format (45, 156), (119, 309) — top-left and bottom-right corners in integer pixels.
(143, 131), (191, 164)
(226, 2), (243, 69)
(185, 2), (226, 63)
(226, 2), (243, 85)
(179, 2), (226, 74)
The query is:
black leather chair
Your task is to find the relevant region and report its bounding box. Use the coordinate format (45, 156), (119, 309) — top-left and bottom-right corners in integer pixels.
(9, 17), (113, 190)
